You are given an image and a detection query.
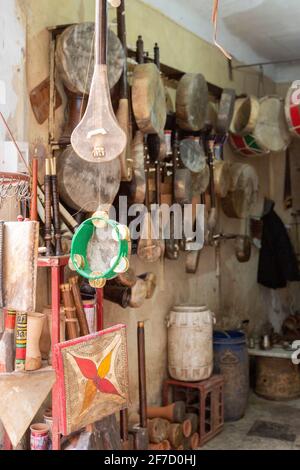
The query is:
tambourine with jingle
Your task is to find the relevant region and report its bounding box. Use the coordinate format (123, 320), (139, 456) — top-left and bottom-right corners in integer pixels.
(70, 213), (130, 288)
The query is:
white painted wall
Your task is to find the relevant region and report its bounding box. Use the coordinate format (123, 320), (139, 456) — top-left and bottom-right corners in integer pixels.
(0, 0), (27, 143)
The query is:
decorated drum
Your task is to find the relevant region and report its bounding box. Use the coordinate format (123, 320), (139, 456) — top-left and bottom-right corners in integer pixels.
(229, 133), (269, 157)
(70, 214), (130, 287)
(285, 84), (300, 138)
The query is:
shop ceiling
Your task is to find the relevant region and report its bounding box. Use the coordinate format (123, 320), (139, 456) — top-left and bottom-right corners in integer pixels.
(142, 0), (300, 83)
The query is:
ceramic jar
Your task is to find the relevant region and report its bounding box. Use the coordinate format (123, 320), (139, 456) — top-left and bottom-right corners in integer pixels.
(30, 423), (50, 450)
(25, 313), (46, 371)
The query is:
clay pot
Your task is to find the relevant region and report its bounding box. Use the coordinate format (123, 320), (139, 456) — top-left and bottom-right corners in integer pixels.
(43, 408), (53, 444)
(30, 423), (50, 450)
(190, 432), (200, 450)
(182, 418), (192, 438)
(25, 313), (45, 371)
(147, 402), (186, 423)
(148, 418), (170, 444)
(168, 423), (183, 449)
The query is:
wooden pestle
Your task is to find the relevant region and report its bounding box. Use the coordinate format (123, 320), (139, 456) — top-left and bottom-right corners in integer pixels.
(190, 432), (200, 450)
(69, 276), (90, 336)
(185, 413), (199, 434)
(168, 423), (184, 449)
(182, 418), (192, 438)
(60, 284), (78, 340)
(148, 418), (170, 444)
(147, 401), (186, 423)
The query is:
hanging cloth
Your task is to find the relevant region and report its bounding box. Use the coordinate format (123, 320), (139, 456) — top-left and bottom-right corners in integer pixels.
(258, 201), (300, 289)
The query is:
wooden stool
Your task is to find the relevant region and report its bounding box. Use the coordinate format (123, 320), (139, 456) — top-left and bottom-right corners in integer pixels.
(163, 375), (224, 447)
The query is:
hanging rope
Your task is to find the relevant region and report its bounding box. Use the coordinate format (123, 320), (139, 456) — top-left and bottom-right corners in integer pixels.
(212, 0), (232, 61)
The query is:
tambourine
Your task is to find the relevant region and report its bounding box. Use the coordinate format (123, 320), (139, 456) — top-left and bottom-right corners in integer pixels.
(70, 212), (130, 288)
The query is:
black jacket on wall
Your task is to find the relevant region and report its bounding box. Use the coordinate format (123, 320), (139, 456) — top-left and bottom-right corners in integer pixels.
(258, 203), (300, 289)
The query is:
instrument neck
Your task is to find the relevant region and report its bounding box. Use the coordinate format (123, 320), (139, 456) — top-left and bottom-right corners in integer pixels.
(117, 0), (128, 99)
(95, 0), (108, 65)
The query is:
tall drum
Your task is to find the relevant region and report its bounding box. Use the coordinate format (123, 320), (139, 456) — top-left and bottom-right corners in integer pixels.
(167, 306), (215, 382)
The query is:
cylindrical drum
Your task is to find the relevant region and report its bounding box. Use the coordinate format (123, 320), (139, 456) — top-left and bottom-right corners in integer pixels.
(213, 331), (249, 422)
(167, 306), (214, 382)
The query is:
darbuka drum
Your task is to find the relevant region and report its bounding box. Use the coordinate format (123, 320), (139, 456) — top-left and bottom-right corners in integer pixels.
(0, 172), (30, 221)
(57, 146), (121, 212)
(285, 84), (300, 138)
(254, 96), (291, 152)
(229, 133), (269, 157)
(56, 23), (125, 94)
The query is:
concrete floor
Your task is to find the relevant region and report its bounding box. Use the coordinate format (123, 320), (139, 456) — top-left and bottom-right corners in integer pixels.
(203, 392), (300, 450)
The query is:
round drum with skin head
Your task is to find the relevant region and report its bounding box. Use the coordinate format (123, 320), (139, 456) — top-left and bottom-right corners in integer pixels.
(176, 74), (208, 131)
(253, 96), (291, 152)
(56, 23), (125, 94)
(230, 96), (260, 136)
(57, 146), (121, 212)
(179, 138), (206, 173)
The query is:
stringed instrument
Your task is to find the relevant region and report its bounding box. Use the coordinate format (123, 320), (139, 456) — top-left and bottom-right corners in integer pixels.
(71, 0), (127, 163)
(116, 0), (133, 181)
(137, 139), (162, 263)
(165, 131), (180, 260)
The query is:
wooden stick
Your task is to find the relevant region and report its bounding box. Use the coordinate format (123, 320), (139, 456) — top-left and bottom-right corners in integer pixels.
(30, 157), (38, 221)
(69, 277), (90, 336)
(44, 159), (54, 256)
(60, 284), (78, 340)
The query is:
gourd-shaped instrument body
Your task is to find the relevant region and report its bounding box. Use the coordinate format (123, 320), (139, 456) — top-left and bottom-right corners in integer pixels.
(71, 0), (127, 163)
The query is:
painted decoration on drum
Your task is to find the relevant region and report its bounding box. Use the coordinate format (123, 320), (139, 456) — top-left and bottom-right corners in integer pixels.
(229, 133), (269, 157)
(54, 324), (129, 435)
(285, 86), (300, 138)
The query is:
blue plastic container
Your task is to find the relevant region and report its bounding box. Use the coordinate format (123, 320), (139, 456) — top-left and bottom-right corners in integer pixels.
(213, 330), (249, 422)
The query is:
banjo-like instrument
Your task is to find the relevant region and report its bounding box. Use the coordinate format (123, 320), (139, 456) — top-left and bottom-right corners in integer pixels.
(116, 0), (133, 181)
(221, 163), (259, 219)
(71, 0), (127, 163)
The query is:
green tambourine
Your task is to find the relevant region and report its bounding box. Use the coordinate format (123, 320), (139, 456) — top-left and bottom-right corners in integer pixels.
(70, 212), (130, 288)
